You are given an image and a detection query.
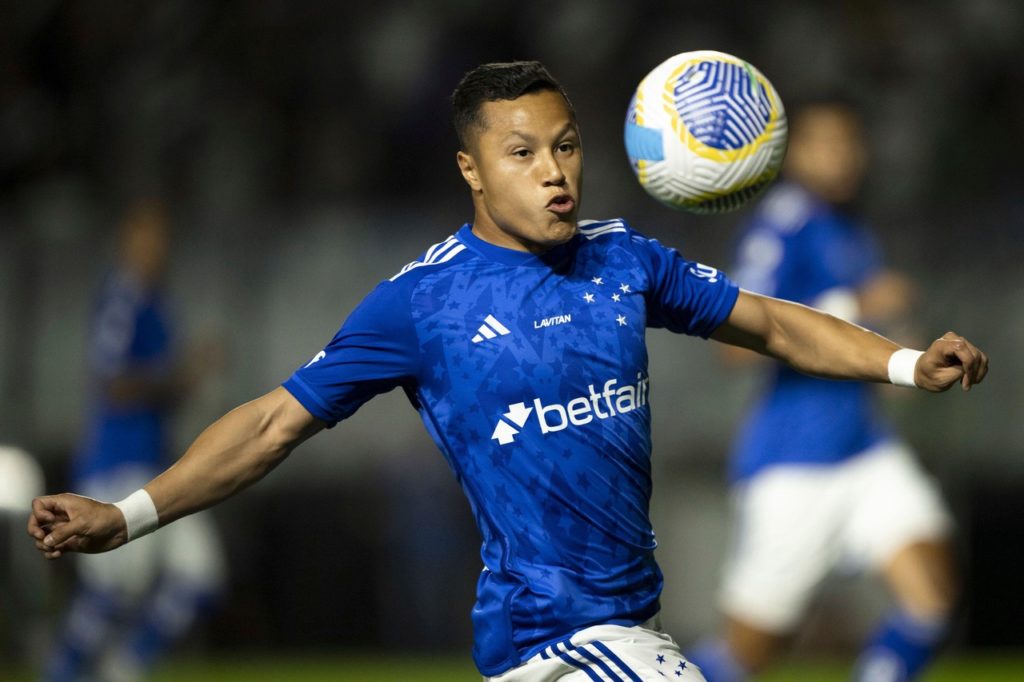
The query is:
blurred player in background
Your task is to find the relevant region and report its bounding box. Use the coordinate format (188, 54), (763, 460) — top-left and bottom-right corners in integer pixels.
(44, 199), (225, 682)
(687, 99), (959, 682)
(27, 65), (985, 682)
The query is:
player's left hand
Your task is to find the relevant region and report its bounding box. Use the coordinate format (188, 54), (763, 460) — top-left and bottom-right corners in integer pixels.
(915, 331), (989, 392)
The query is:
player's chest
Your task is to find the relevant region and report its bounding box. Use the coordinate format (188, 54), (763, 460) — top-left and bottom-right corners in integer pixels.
(415, 266), (646, 357)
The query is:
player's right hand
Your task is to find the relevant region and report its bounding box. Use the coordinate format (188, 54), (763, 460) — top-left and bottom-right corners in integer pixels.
(26, 493), (128, 559)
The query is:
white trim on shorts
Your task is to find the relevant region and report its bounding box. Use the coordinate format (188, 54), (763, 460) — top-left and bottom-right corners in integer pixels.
(487, 615), (706, 682)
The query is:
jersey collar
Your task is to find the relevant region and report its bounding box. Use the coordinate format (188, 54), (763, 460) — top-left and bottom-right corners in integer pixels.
(456, 224), (575, 269)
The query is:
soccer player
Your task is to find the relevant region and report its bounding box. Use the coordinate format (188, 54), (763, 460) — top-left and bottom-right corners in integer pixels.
(686, 99), (963, 682)
(44, 199), (226, 682)
(27, 63), (986, 682)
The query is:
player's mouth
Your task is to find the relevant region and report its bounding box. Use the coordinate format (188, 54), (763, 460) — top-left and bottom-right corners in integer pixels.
(546, 194), (575, 216)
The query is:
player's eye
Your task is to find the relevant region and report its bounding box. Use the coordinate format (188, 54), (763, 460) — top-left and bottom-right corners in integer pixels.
(557, 141), (576, 154)
(512, 148), (531, 158)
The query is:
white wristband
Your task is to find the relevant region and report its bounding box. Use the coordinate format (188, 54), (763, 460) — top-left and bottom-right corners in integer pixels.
(888, 348), (924, 388)
(113, 489), (159, 542)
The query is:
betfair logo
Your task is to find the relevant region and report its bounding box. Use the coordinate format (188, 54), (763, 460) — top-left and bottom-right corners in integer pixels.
(490, 374), (650, 445)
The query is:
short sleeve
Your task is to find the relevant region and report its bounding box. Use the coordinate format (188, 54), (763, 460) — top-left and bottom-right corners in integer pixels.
(283, 281), (420, 427)
(630, 233), (739, 338)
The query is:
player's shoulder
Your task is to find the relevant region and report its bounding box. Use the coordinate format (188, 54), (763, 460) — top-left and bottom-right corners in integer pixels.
(577, 217), (656, 252)
(384, 232), (473, 287)
(342, 232), (473, 326)
(578, 216), (695, 264)
(576, 217), (632, 241)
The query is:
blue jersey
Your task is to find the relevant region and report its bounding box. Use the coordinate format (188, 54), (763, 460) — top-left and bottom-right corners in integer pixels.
(729, 182), (892, 481)
(75, 270), (173, 482)
(283, 220), (738, 675)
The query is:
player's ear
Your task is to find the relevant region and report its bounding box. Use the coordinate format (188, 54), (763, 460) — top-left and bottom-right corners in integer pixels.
(457, 151), (482, 191)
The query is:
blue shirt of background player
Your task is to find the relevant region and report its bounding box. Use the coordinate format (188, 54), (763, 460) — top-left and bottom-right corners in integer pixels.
(728, 181), (892, 482)
(75, 270), (172, 483)
(283, 219), (738, 676)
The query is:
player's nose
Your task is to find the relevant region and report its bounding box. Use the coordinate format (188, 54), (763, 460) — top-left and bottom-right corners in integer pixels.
(539, 151), (566, 186)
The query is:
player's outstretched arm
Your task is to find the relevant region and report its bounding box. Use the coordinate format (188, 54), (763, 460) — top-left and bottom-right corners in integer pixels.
(27, 386), (324, 559)
(711, 290), (988, 391)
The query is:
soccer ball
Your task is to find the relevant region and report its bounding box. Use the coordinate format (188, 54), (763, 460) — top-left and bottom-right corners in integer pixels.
(624, 50), (788, 213)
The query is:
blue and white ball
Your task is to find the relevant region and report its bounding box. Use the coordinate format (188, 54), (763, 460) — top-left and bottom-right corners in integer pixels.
(625, 50), (788, 213)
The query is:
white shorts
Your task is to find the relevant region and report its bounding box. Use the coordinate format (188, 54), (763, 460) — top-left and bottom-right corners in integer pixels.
(719, 441), (952, 632)
(487, 615), (706, 682)
(76, 467), (226, 598)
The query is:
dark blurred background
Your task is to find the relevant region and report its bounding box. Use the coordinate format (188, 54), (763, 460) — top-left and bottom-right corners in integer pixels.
(1, 0), (1022, 669)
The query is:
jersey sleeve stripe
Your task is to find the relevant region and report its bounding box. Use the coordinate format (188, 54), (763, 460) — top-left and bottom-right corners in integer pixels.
(578, 219), (627, 240)
(423, 235), (456, 262)
(581, 226), (627, 240)
(577, 218), (625, 230)
(388, 238), (465, 281)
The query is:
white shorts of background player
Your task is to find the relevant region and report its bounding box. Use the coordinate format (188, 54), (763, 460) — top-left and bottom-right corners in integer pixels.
(719, 440), (952, 632)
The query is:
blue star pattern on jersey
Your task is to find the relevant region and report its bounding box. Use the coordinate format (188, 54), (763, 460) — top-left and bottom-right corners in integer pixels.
(728, 182), (892, 480)
(283, 219), (738, 676)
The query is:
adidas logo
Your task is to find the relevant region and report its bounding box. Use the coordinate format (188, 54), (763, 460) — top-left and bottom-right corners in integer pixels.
(472, 315), (511, 344)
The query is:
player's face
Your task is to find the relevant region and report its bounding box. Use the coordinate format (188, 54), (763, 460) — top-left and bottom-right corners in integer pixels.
(122, 206), (171, 284)
(458, 89), (582, 253)
(786, 106), (867, 204)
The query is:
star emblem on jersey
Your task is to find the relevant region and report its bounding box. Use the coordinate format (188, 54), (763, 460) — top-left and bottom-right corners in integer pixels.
(472, 314), (512, 343)
(490, 402), (533, 445)
(580, 273), (637, 328)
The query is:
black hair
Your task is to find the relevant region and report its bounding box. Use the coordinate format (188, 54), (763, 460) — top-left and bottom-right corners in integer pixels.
(451, 60), (574, 151)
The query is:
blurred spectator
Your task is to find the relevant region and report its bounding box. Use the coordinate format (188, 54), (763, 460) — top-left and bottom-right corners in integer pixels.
(44, 199), (226, 682)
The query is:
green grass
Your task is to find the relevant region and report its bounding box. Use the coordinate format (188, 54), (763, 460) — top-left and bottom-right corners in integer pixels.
(10, 653), (1024, 681)
(152, 654), (478, 681)
(756, 656), (1024, 682)
(150, 653), (1024, 681)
